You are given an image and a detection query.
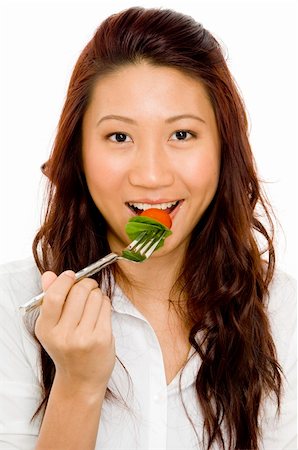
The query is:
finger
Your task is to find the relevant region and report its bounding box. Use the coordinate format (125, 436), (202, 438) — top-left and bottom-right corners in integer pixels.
(39, 270), (76, 327)
(58, 277), (99, 329)
(77, 288), (105, 332)
(41, 271), (58, 291)
(94, 295), (113, 335)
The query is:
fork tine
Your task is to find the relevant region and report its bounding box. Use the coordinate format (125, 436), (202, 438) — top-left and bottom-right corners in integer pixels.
(144, 230), (166, 258)
(125, 231), (147, 250)
(136, 230), (163, 254)
(133, 229), (160, 253)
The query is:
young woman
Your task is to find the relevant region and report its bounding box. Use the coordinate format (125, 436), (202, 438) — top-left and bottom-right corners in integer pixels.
(0, 7), (296, 450)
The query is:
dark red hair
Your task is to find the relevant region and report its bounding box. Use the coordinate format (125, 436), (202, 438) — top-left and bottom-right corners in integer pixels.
(31, 7), (282, 449)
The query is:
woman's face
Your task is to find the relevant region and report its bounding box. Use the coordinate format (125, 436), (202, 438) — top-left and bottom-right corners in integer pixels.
(82, 62), (220, 258)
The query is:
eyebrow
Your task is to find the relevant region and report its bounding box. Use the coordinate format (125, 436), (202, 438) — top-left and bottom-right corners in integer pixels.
(96, 113), (206, 126)
(166, 114), (206, 124)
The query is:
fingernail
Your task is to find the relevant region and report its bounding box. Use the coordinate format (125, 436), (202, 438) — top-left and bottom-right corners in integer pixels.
(63, 270), (75, 278)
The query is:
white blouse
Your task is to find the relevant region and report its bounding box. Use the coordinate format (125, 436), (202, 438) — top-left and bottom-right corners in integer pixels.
(0, 257), (296, 449)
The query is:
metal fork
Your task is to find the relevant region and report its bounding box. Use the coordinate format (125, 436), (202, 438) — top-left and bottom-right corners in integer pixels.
(19, 229), (166, 314)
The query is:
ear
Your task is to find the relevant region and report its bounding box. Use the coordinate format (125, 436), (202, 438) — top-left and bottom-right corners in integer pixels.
(40, 160), (53, 181)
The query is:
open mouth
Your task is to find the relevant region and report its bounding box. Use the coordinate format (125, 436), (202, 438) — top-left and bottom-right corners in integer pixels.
(126, 200), (183, 215)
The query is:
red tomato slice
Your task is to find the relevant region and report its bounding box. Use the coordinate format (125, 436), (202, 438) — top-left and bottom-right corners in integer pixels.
(140, 208), (172, 229)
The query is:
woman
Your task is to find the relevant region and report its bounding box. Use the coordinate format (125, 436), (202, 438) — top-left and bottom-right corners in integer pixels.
(0, 6), (296, 450)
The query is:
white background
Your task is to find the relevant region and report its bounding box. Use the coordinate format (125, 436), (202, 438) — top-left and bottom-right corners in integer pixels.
(0, 0), (297, 278)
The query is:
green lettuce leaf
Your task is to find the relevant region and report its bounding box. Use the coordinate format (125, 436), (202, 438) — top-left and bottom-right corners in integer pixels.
(121, 250), (147, 262)
(125, 215), (172, 240)
(123, 215), (172, 261)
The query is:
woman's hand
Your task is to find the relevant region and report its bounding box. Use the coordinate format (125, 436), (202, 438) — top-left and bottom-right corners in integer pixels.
(35, 270), (115, 393)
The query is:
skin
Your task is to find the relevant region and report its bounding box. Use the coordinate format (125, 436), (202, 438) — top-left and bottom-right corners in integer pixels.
(34, 63), (220, 447)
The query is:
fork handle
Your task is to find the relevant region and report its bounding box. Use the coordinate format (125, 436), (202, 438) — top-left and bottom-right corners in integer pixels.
(19, 252), (119, 314)
(74, 252), (118, 280)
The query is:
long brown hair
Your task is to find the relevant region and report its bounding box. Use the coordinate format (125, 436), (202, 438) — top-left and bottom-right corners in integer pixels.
(31, 7), (282, 449)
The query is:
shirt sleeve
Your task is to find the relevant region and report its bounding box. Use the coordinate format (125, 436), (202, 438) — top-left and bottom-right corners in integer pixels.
(261, 272), (297, 450)
(0, 271), (41, 449)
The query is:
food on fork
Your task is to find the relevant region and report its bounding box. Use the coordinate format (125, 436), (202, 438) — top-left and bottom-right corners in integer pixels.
(139, 208), (172, 228)
(123, 208), (173, 261)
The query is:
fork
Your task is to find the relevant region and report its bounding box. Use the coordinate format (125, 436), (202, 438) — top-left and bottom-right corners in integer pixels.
(19, 228), (166, 314)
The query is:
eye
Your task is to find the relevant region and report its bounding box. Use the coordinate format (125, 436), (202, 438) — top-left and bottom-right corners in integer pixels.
(108, 132), (132, 143)
(171, 130), (195, 141)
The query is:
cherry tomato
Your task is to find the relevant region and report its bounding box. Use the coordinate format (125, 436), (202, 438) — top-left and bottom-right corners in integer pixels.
(140, 208), (172, 229)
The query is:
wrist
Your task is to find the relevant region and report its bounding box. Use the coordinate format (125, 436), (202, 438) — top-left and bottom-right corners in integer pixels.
(53, 371), (108, 403)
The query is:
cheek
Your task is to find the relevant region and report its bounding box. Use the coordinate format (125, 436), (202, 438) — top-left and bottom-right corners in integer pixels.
(181, 150), (220, 193)
(83, 152), (126, 196)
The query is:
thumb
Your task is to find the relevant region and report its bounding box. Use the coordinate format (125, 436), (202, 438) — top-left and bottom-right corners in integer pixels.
(41, 271), (58, 291)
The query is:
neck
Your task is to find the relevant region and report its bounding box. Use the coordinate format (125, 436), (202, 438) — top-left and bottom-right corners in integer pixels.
(115, 245), (185, 307)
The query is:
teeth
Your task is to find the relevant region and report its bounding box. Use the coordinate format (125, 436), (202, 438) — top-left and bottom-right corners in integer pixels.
(128, 200), (178, 211)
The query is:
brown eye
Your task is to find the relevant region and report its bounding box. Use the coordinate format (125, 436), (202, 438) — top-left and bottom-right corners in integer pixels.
(171, 130), (194, 141)
(115, 133), (127, 142)
(175, 131), (188, 140)
(108, 133), (132, 143)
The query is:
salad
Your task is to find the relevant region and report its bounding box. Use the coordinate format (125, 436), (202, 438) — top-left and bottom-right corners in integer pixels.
(123, 208), (172, 261)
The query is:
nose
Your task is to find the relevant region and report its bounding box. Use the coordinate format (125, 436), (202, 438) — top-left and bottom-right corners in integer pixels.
(128, 142), (175, 188)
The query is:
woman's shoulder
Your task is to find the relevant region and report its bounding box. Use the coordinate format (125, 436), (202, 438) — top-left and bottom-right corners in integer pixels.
(268, 268), (296, 298)
(0, 256), (42, 378)
(0, 256), (42, 309)
(261, 272), (297, 447)
(267, 268), (296, 315)
(0, 255), (40, 275)
(266, 268), (296, 368)
(0, 257), (42, 441)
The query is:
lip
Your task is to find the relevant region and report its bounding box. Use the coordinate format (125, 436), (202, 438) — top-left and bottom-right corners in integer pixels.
(126, 198), (181, 204)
